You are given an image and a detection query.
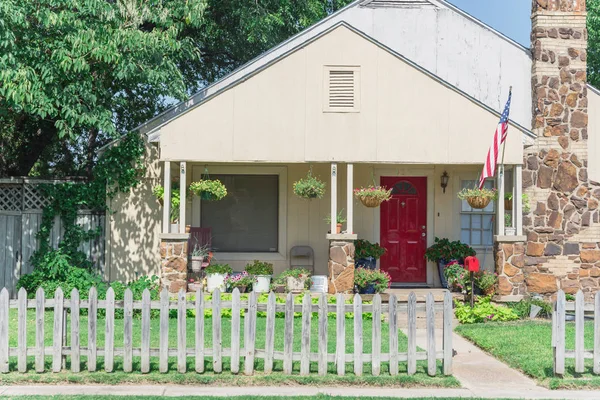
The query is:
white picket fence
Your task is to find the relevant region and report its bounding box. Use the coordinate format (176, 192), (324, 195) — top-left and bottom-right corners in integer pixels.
(0, 287), (453, 376)
(552, 290), (600, 375)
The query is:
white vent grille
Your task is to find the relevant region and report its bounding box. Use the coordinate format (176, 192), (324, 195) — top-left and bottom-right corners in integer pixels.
(324, 66), (360, 112)
(360, 0), (436, 8)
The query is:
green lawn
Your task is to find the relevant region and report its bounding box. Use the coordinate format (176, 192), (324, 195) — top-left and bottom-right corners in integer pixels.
(2, 309), (458, 387)
(0, 397), (513, 400)
(455, 320), (600, 389)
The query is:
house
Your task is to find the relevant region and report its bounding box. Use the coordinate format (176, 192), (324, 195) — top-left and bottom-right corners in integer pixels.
(104, 0), (600, 298)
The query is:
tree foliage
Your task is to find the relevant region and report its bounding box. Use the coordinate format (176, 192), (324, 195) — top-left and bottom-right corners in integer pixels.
(589, 0), (600, 88)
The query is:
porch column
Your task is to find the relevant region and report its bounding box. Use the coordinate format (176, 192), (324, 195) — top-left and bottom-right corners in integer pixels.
(162, 161), (171, 234)
(514, 165), (523, 235)
(179, 162), (187, 234)
(346, 163), (353, 234)
(330, 163), (337, 234)
(497, 165), (505, 236)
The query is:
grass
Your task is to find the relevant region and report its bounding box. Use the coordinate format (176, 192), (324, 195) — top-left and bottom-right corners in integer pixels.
(0, 397), (506, 400)
(455, 320), (600, 389)
(2, 309), (458, 387)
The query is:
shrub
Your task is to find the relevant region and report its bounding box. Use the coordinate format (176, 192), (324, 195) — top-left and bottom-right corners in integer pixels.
(245, 260), (274, 276)
(476, 271), (497, 292)
(507, 299), (553, 319)
(205, 263), (232, 275)
(454, 297), (519, 324)
(425, 237), (476, 263)
(354, 239), (386, 259)
(354, 268), (391, 293)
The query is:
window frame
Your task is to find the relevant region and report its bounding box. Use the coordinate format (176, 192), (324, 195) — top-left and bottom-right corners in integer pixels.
(458, 178), (496, 250)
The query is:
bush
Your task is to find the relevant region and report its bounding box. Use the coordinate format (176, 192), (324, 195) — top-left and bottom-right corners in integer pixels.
(205, 263), (232, 275)
(454, 297), (519, 324)
(507, 299), (553, 319)
(425, 237), (476, 263)
(354, 239), (386, 259)
(245, 260), (274, 276)
(354, 268), (391, 293)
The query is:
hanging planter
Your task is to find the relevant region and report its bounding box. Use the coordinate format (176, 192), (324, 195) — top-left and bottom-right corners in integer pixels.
(190, 168), (227, 201)
(293, 167), (326, 200)
(457, 187), (497, 210)
(354, 186), (392, 208)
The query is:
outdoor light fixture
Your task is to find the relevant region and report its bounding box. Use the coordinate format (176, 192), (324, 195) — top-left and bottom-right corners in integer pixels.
(441, 171), (449, 193)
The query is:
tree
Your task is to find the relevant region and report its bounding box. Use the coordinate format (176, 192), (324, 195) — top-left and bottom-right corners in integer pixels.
(0, 0), (352, 178)
(588, 0), (600, 88)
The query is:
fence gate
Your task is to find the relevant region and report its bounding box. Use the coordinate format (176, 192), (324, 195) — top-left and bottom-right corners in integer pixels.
(0, 179), (105, 297)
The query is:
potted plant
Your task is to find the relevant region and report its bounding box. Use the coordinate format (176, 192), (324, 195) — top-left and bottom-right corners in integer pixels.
(476, 271), (497, 296)
(354, 185), (392, 208)
(354, 239), (386, 270)
(188, 278), (203, 292)
(503, 193), (532, 213)
(204, 264), (232, 293)
(443, 262), (467, 292)
(293, 168), (326, 199)
(325, 209), (346, 234)
(425, 237), (476, 288)
(354, 268), (391, 294)
(189, 243), (211, 273)
(224, 271), (255, 293)
(245, 260), (274, 293)
(274, 269), (312, 293)
(504, 213), (516, 236)
(152, 184), (181, 232)
(457, 187), (497, 209)
(189, 179), (227, 201)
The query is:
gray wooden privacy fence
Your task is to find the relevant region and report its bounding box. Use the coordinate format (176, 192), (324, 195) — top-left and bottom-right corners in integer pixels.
(552, 290), (600, 376)
(0, 287), (453, 376)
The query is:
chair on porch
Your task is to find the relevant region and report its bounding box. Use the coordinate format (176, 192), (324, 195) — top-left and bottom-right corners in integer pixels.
(289, 246), (315, 275)
(188, 227), (213, 267)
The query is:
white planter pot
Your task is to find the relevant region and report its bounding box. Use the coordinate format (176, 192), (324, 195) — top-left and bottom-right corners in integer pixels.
(254, 275), (272, 293)
(170, 223), (180, 233)
(206, 273), (226, 293)
(286, 276), (307, 293)
(505, 227), (516, 236)
(310, 275), (328, 293)
(190, 257), (203, 273)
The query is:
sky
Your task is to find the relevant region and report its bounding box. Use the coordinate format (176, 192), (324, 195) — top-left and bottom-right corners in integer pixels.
(447, 0), (531, 47)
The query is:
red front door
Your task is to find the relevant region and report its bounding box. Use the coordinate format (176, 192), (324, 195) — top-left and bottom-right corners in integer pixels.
(380, 177), (427, 284)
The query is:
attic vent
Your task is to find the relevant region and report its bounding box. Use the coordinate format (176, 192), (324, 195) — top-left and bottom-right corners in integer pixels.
(324, 66), (361, 113)
(360, 0), (436, 8)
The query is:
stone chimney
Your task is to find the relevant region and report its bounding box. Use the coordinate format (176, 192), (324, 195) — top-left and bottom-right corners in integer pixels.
(513, 0), (600, 299)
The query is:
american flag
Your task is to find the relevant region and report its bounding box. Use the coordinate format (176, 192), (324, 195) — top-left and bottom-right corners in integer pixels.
(479, 90), (512, 189)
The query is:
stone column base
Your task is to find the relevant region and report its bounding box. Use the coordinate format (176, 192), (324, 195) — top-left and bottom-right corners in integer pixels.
(328, 237), (355, 294)
(495, 239), (527, 297)
(159, 234), (189, 293)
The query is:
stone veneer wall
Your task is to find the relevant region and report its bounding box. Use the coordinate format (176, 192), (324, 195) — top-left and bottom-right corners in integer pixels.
(160, 238), (189, 293)
(328, 240), (355, 294)
(497, 0), (600, 300)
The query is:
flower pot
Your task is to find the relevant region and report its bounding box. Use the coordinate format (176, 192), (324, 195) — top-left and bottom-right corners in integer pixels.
(310, 275), (328, 293)
(466, 196), (491, 209)
(359, 283), (377, 294)
(286, 276), (307, 293)
(359, 196), (383, 208)
(254, 275), (271, 293)
(356, 257), (377, 270)
(274, 284), (286, 293)
(505, 227), (516, 236)
(336, 223), (342, 234)
(206, 273), (226, 293)
(438, 260), (449, 289)
(170, 223), (180, 233)
(232, 285), (247, 293)
(504, 199), (513, 211)
(185, 225), (191, 233)
(190, 256), (203, 273)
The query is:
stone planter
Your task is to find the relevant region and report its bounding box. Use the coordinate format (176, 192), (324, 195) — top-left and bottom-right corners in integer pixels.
(190, 256), (203, 273)
(286, 276), (307, 293)
(505, 227), (516, 236)
(356, 257), (377, 270)
(254, 275), (272, 293)
(206, 273), (226, 293)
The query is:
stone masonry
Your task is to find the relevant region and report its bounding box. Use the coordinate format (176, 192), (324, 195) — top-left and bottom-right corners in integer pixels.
(497, 0), (600, 300)
(160, 238), (189, 293)
(328, 240), (355, 294)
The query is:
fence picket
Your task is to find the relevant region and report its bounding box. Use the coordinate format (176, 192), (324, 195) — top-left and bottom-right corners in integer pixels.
(336, 293), (345, 376)
(141, 289), (151, 374)
(372, 294), (382, 376)
(426, 292), (436, 376)
(123, 288), (133, 373)
(104, 287), (115, 373)
(52, 287), (64, 373)
(244, 291), (257, 375)
(554, 290), (566, 376)
(575, 290), (585, 373)
(283, 292), (293, 374)
(159, 288), (169, 373)
(88, 287), (97, 372)
(300, 292), (311, 376)
(388, 294), (398, 376)
(407, 292), (417, 375)
(36, 287), (45, 373)
(594, 293), (600, 375)
(0, 288), (8, 373)
(318, 292), (328, 376)
(231, 288), (241, 374)
(70, 288), (80, 373)
(195, 288), (204, 373)
(213, 288), (222, 373)
(18, 287), (27, 373)
(177, 289), (187, 373)
(353, 294), (363, 376)
(264, 291), (276, 374)
(443, 290), (453, 375)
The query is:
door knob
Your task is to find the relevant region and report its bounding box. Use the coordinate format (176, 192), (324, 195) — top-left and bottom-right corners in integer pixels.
(422, 232), (426, 237)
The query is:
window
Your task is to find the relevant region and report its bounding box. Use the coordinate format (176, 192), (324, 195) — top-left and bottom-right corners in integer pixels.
(201, 175), (278, 252)
(323, 66), (361, 112)
(460, 180), (495, 247)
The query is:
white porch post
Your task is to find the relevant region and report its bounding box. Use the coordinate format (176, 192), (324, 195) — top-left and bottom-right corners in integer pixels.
(346, 163), (353, 234)
(497, 165), (505, 236)
(331, 163), (337, 234)
(162, 161), (171, 234)
(179, 162), (187, 234)
(515, 165), (523, 235)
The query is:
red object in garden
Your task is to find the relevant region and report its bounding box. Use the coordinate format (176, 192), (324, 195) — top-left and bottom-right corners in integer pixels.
(465, 256), (480, 272)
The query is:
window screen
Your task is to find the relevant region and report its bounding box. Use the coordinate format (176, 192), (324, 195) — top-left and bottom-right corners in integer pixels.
(460, 180), (495, 247)
(201, 175), (278, 252)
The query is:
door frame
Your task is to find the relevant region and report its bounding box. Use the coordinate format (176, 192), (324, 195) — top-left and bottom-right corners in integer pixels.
(372, 166), (435, 287)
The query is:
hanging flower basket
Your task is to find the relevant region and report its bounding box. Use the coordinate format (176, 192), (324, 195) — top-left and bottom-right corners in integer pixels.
(457, 187), (497, 210)
(190, 179), (227, 201)
(293, 168), (326, 200)
(467, 196), (492, 209)
(354, 186), (392, 208)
